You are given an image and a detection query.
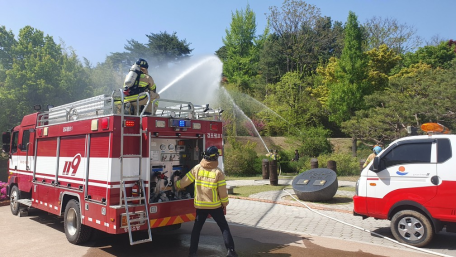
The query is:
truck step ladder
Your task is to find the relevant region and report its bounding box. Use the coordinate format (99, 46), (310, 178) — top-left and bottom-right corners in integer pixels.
(118, 90), (152, 245)
(122, 180), (152, 245)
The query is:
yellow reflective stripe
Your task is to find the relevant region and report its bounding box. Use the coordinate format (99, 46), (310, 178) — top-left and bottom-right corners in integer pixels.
(212, 188), (217, 202)
(220, 196), (228, 203)
(176, 180), (181, 188)
(194, 200), (221, 207)
(124, 94), (147, 102)
(217, 180), (226, 186)
(198, 169), (216, 179)
(195, 180), (217, 188)
(186, 172), (195, 182)
(150, 83), (156, 91)
(138, 80), (148, 88)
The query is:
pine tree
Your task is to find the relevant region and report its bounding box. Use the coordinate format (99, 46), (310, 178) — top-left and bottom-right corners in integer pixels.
(327, 11), (370, 125)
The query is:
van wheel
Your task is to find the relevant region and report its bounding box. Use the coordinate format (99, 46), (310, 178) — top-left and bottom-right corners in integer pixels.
(64, 199), (93, 244)
(10, 185), (20, 215)
(391, 210), (433, 247)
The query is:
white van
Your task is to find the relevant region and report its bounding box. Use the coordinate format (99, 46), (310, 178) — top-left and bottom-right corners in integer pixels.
(353, 123), (456, 247)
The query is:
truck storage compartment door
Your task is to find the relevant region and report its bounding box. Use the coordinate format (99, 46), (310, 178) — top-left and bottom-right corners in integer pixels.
(86, 133), (110, 203)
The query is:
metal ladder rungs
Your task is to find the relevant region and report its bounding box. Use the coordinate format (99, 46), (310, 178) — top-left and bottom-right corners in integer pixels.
(121, 180), (152, 245)
(130, 239), (154, 246)
(125, 196), (145, 202)
(123, 203), (145, 208)
(122, 175), (141, 179)
(129, 217), (149, 223)
(119, 96), (152, 245)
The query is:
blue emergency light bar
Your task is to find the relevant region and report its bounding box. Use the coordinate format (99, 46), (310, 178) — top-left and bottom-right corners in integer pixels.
(170, 119), (191, 128)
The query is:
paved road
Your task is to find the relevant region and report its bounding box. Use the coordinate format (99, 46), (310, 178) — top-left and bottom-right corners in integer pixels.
(0, 205), (433, 257)
(1, 178), (455, 256)
(226, 179), (456, 257)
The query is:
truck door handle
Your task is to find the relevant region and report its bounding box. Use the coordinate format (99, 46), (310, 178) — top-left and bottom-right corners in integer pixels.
(431, 176), (439, 185)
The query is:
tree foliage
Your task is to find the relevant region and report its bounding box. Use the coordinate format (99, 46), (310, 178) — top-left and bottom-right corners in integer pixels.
(400, 41), (456, 70)
(222, 4), (268, 92)
(365, 44), (401, 91)
(267, 0), (321, 73)
(107, 31), (193, 71)
(263, 72), (324, 135)
(0, 26), (92, 132)
(327, 11), (370, 125)
(363, 16), (422, 54)
(342, 60), (456, 143)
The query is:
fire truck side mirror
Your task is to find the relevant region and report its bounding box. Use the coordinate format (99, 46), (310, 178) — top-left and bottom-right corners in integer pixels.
(2, 144), (10, 154)
(2, 132), (10, 144)
(372, 157), (380, 172)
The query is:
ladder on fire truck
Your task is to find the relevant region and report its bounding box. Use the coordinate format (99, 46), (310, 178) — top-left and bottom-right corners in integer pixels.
(117, 90), (152, 245)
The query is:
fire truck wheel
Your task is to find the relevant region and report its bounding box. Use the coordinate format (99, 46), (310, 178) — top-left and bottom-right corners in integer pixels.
(391, 210), (434, 247)
(10, 185), (21, 216)
(64, 199), (93, 244)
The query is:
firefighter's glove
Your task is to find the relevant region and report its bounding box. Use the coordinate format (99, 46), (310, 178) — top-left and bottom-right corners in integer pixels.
(123, 87), (130, 96)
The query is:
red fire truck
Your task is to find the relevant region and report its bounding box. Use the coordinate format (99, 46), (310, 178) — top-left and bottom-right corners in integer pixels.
(2, 91), (224, 245)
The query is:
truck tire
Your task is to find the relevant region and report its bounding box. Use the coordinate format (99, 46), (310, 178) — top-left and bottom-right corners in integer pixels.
(391, 210), (434, 247)
(64, 199), (93, 244)
(10, 185), (20, 216)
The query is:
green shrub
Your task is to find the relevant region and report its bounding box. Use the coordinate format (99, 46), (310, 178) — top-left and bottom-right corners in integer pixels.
(288, 127), (333, 157)
(224, 138), (260, 176)
(279, 149), (311, 173)
(317, 153), (361, 176)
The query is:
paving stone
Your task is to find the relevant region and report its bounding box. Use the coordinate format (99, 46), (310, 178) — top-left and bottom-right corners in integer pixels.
(225, 179), (454, 256)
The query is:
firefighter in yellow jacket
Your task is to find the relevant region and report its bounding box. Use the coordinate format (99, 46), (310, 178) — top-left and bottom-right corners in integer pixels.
(123, 58), (160, 115)
(176, 146), (238, 257)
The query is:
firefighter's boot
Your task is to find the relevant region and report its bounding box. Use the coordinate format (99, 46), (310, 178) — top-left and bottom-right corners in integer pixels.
(226, 248), (238, 257)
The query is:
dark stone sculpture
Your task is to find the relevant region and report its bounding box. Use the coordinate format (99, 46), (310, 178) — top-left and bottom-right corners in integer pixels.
(292, 168), (338, 201)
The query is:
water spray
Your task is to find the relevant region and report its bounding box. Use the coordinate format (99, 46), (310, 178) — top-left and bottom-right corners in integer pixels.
(228, 90), (302, 135)
(158, 56), (220, 95)
(221, 87), (270, 153)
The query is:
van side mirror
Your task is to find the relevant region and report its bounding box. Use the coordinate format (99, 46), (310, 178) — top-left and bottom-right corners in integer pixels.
(372, 157), (380, 172)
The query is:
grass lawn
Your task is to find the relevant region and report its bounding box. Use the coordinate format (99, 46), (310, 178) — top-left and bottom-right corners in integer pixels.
(232, 184), (292, 197)
(230, 177), (356, 201)
(225, 174), (295, 180)
(338, 186), (355, 192)
(226, 174), (360, 182)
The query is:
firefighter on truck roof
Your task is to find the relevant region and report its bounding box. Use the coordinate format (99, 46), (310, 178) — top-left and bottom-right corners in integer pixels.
(122, 58), (160, 115)
(176, 146), (238, 257)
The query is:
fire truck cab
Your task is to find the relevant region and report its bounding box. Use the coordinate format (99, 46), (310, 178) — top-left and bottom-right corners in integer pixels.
(2, 91), (225, 245)
(354, 123), (456, 247)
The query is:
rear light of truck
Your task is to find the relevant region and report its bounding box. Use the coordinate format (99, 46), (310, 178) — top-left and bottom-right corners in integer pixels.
(101, 118), (109, 130)
(210, 123), (218, 131)
(124, 120), (135, 127)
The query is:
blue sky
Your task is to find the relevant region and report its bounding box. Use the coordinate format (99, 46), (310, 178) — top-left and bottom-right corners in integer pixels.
(1, 0), (454, 65)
